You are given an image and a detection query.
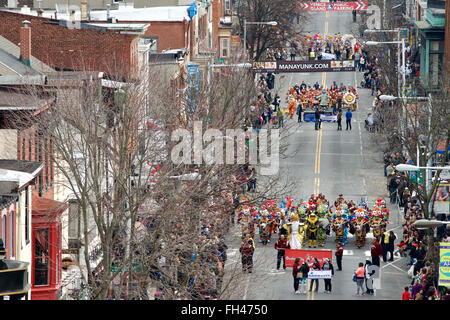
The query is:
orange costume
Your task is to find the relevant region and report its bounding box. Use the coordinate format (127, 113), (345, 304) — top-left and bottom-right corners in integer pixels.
(288, 98), (297, 119)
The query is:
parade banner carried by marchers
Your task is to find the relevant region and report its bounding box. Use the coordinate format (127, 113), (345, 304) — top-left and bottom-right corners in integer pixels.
(439, 242), (450, 287)
(285, 249), (333, 268)
(253, 60), (355, 73)
(308, 270), (332, 279)
(299, 1), (368, 11)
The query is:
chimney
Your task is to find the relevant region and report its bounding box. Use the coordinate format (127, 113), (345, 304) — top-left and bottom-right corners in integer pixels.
(81, 1), (88, 21)
(20, 20), (32, 67)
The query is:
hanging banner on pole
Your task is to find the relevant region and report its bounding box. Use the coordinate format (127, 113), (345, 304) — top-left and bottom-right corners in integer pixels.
(439, 242), (450, 287)
(253, 60), (355, 73)
(299, 1), (369, 11)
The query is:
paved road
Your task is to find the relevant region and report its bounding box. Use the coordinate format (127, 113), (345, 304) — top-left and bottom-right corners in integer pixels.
(222, 9), (411, 300)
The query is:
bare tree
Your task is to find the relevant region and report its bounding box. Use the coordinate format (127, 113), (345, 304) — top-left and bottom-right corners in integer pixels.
(5, 47), (295, 300)
(236, 0), (308, 61)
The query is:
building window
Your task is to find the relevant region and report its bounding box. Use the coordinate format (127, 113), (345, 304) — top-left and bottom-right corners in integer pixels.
(1, 214), (6, 254)
(220, 38), (230, 58)
(225, 0), (231, 14)
(34, 228), (50, 286)
(25, 187), (30, 244)
(22, 131), (26, 160)
(9, 210), (14, 258)
(28, 130), (32, 161)
(68, 202), (79, 240)
(140, 37), (158, 53)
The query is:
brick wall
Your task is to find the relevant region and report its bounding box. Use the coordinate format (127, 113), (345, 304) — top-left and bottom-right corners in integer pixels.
(0, 11), (137, 79)
(142, 21), (187, 52)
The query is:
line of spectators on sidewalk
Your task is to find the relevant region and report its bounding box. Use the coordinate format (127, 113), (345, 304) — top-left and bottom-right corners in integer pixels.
(381, 150), (450, 300)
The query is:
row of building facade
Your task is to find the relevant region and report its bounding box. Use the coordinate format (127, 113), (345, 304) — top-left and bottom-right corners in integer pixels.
(0, 0), (240, 300)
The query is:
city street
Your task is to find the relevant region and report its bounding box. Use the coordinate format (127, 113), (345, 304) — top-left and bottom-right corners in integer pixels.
(224, 9), (410, 301)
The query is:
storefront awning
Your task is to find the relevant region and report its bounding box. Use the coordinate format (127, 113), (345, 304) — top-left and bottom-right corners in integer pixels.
(32, 196), (68, 216)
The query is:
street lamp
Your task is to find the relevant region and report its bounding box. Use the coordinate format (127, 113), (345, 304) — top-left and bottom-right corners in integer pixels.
(243, 20), (278, 57)
(413, 219), (450, 229)
(364, 39), (406, 99)
(395, 164), (450, 172)
(379, 95), (430, 101)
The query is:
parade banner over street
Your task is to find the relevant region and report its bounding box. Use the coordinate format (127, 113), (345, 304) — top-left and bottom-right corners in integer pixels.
(439, 242), (450, 287)
(284, 249), (333, 268)
(252, 60), (355, 73)
(299, 1), (368, 11)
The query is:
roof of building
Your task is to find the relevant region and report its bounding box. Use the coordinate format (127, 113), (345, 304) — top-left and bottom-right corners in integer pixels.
(1, 6), (191, 22)
(0, 160), (43, 174)
(90, 6), (191, 22)
(0, 160), (43, 187)
(0, 89), (53, 110)
(0, 48), (40, 76)
(0, 10), (137, 79)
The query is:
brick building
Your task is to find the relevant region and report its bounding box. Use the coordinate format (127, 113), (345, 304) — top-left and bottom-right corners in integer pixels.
(0, 10), (138, 80)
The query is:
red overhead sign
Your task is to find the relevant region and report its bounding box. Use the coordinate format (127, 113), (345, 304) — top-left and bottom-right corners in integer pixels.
(299, 1), (368, 11)
(284, 249), (333, 268)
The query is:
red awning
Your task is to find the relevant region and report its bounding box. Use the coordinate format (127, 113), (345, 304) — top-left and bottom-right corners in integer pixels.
(32, 196), (68, 216)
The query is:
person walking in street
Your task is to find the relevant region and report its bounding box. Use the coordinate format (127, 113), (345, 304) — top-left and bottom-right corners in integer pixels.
(277, 107), (285, 129)
(322, 258), (334, 293)
(345, 108), (352, 130)
(239, 236), (255, 273)
(364, 259), (375, 295)
(387, 230), (397, 261)
(292, 258), (301, 294)
(370, 239), (383, 267)
(337, 109), (342, 131)
(381, 228), (390, 263)
(290, 47), (296, 61)
(299, 260), (310, 294)
(315, 108), (321, 131)
(296, 103), (303, 123)
(309, 258), (321, 292)
(354, 262), (366, 296)
(274, 234), (289, 270)
(402, 286), (413, 300)
(335, 243), (344, 270)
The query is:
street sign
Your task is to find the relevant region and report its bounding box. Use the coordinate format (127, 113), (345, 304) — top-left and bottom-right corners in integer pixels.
(253, 60), (355, 73)
(410, 169), (423, 184)
(299, 1), (368, 12)
(111, 262), (142, 273)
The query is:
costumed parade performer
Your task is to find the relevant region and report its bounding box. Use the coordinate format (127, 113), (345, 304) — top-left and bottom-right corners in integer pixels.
(370, 206), (388, 241)
(350, 207), (370, 248)
(331, 206), (348, 245)
(305, 211), (320, 248)
(258, 206), (271, 245)
(284, 214), (304, 249)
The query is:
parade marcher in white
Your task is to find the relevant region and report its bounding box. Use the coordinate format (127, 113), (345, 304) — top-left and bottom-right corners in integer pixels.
(285, 214), (303, 249)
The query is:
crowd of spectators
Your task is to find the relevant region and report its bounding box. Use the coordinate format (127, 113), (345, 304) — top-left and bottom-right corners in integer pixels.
(382, 150), (450, 300)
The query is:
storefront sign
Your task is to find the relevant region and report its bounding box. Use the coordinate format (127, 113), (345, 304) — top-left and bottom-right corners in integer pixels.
(439, 242), (450, 287)
(299, 1), (368, 11)
(253, 60), (355, 73)
(308, 270), (332, 279)
(284, 249), (333, 268)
